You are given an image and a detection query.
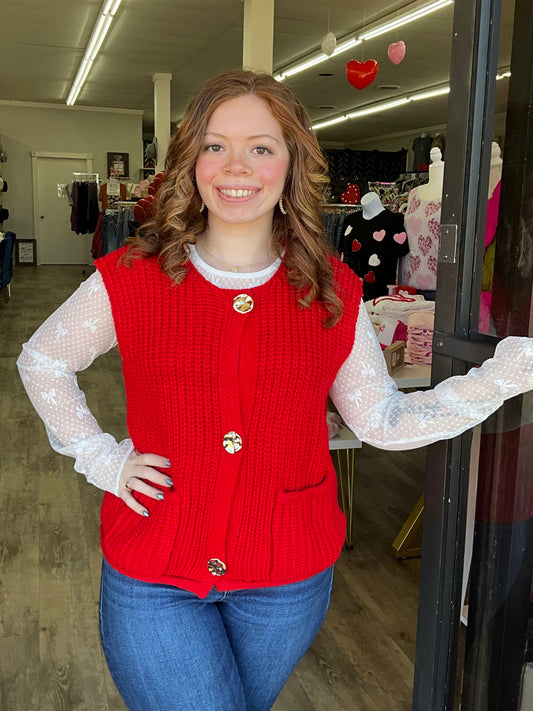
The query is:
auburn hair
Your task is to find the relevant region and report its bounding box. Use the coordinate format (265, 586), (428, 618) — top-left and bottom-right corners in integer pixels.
(126, 69), (343, 326)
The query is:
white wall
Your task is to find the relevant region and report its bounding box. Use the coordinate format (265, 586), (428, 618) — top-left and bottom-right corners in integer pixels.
(0, 102), (143, 240)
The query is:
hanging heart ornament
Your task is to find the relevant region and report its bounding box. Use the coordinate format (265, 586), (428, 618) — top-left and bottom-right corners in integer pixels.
(387, 41), (406, 65)
(321, 31), (337, 56)
(346, 59), (379, 89)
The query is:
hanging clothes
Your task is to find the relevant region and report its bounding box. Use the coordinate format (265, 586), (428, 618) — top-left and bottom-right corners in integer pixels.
(70, 178), (99, 234)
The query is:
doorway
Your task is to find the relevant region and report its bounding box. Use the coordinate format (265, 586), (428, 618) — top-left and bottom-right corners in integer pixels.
(31, 152), (94, 265)
(413, 1), (533, 709)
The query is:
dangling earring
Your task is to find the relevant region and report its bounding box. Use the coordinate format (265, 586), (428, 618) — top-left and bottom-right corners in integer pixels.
(278, 196), (287, 215)
(199, 201), (205, 213)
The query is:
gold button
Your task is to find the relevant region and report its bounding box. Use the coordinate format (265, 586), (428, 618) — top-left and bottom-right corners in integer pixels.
(207, 558), (226, 576)
(223, 431), (242, 453)
(233, 294), (254, 313)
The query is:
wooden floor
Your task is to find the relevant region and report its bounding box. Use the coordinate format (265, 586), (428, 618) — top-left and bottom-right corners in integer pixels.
(0, 265), (426, 711)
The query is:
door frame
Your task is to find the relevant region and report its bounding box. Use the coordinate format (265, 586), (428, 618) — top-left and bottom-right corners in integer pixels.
(412, 0), (504, 708)
(31, 151), (94, 265)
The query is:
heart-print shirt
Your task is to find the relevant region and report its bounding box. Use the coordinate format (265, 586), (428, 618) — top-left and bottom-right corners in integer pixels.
(339, 208), (409, 300)
(398, 186), (441, 291)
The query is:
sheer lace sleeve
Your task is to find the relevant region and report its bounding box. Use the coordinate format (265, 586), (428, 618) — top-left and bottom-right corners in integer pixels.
(16, 270), (134, 495)
(330, 304), (533, 450)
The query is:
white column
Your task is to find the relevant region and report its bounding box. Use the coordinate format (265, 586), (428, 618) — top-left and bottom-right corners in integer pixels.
(242, 0), (274, 74)
(152, 72), (172, 172)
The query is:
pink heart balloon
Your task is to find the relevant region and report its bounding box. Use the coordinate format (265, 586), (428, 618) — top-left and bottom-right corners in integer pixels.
(388, 41), (406, 65)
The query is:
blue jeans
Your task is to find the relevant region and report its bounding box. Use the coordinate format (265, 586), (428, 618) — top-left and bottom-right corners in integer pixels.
(101, 211), (121, 255)
(99, 559), (334, 711)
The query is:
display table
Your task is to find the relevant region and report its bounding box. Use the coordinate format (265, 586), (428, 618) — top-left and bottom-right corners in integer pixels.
(329, 363), (431, 551)
(391, 362), (432, 389)
(329, 424), (362, 549)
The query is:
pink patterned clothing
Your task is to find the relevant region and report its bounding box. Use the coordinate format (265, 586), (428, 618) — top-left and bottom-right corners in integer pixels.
(485, 180), (501, 249)
(399, 187), (441, 291)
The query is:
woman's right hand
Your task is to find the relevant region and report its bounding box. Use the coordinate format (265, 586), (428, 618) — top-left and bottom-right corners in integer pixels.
(118, 450), (173, 517)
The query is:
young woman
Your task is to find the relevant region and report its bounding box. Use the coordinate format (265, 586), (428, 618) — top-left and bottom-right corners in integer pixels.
(18, 70), (533, 711)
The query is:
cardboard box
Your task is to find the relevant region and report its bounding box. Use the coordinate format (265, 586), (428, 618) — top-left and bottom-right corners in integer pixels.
(383, 341), (405, 375)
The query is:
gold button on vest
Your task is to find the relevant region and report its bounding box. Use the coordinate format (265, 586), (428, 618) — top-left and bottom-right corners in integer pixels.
(223, 431), (242, 453)
(233, 294), (254, 313)
(207, 558), (227, 576)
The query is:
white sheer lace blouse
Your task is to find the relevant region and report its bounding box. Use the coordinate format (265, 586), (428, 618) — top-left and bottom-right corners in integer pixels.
(17, 245), (533, 496)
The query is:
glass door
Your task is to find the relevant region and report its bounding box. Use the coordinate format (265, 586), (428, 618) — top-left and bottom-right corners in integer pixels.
(412, 0), (533, 709)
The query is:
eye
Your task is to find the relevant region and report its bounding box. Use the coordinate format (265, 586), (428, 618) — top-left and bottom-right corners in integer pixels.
(253, 145), (272, 156)
(205, 143), (224, 153)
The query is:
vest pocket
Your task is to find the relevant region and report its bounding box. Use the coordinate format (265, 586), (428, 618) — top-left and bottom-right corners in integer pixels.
(101, 492), (182, 577)
(271, 469), (346, 580)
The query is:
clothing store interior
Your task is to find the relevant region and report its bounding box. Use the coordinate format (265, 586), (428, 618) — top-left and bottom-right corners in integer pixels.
(1, 1), (532, 710)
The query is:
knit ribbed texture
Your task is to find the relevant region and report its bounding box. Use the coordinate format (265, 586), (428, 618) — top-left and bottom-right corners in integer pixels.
(96, 247), (362, 597)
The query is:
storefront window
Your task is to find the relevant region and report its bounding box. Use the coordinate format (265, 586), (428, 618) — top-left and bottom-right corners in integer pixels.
(414, 1), (533, 710)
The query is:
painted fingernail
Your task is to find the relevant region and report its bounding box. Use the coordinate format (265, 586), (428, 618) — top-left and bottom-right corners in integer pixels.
(156, 492), (164, 500)
(164, 459), (171, 467)
(166, 478), (173, 486)
(142, 510), (149, 517)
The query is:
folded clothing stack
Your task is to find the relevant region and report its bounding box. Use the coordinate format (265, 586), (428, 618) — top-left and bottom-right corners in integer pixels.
(366, 294), (435, 349)
(406, 311), (435, 364)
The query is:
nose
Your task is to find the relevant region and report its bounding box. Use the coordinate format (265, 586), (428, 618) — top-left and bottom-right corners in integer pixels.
(223, 150), (251, 175)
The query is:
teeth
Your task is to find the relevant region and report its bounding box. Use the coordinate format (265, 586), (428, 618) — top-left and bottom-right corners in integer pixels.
(219, 188), (257, 197)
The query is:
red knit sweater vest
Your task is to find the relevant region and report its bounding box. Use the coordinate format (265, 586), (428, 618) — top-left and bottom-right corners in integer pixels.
(96, 247), (362, 597)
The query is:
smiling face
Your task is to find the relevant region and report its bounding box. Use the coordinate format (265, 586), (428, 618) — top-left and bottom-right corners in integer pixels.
(194, 94), (290, 233)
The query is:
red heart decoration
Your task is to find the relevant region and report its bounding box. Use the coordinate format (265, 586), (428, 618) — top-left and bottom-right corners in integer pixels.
(346, 59), (379, 90)
(364, 270), (376, 283)
(352, 239), (362, 252)
(340, 182), (361, 204)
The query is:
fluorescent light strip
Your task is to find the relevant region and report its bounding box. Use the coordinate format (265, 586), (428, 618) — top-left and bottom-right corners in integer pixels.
(312, 67), (512, 132)
(66, 0), (123, 105)
(313, 85), (450, 131)
(360, 0), (453, 41)
(275, 0), (453, 83)
(411, 86), (450, 101)
(346, 97), (410, 119)
(331, 37), (362, 56)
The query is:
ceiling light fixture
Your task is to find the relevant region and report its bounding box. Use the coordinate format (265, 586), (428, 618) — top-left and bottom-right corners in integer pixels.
(66, 0), (123, 106)
(313, 84), (450, 131)
(313, 67), (510, 132)
(359, 0), (453, 41)
(274, 0), (453, 82)
(346, 97), (410, 119)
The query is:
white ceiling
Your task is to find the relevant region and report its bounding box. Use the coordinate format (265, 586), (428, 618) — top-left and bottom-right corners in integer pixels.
(0, 0), (514, 145)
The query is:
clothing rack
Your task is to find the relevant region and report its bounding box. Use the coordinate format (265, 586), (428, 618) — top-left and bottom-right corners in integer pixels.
(73, 172), (99, 183)
(322, 203), (363, 209)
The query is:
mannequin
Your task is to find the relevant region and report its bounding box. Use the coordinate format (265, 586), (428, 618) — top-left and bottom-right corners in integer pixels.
(412, 132), (433, 171)
(418, 147), (445, 201)
(340, 190), (408, 300)
(398, 148), (443, 292)
(361, 191), (385, 220)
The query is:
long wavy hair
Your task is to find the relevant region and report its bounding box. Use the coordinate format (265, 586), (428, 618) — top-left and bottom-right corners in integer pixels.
(127, 69), (342, 326)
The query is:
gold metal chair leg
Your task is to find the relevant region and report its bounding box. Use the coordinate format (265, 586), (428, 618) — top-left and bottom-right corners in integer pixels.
(392, 493), (424, 558)
(336, 449), (356, 550)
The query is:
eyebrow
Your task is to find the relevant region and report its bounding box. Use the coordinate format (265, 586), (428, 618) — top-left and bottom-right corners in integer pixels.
(204, 132), (281, 145)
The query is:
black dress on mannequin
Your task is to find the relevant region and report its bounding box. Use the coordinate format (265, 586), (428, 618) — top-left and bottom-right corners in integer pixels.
(339, 209), (409, 300)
